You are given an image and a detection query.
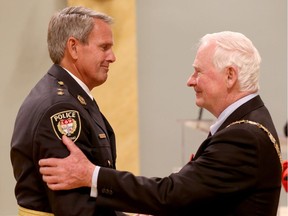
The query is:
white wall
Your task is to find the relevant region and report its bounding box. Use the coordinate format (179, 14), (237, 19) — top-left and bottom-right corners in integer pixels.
(0, 1), (66, 215)
(136, 0), (287, 208)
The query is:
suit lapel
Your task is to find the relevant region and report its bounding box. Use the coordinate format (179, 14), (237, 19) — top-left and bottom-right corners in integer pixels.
(193, 96), (264, 160)
(216, 95), (264, 132)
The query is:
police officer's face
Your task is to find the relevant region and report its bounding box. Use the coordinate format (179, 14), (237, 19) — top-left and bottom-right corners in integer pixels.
(75, 19), (116, 90)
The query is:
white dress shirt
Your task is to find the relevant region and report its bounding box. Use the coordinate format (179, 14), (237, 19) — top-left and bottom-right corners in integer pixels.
(209, 93), (258, 135)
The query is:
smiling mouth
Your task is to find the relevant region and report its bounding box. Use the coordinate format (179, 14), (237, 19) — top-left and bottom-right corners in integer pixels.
(101, 66), (109, 72)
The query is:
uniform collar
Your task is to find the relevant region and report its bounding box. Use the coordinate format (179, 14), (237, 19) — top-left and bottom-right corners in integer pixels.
(47, 64), (94, 108)
(61, 66), (94, 101)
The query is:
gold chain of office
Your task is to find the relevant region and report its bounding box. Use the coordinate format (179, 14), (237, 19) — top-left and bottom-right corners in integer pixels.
(226, 120), (283, 169)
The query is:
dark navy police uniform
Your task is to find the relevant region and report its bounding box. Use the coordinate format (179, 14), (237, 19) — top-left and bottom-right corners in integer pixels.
(11, 64), (120, 216)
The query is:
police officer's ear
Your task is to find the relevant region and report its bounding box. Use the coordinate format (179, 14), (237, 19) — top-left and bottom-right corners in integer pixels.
(225, 66), (238, 89)
(67, 37), (79, 60)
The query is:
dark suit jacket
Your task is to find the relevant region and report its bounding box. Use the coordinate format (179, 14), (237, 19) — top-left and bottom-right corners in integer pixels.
(96, 96), (282, 216)
(11, 64), (119, 216)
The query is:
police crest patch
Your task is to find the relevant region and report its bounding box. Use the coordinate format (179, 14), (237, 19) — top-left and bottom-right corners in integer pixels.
(50, 110), (81, 141)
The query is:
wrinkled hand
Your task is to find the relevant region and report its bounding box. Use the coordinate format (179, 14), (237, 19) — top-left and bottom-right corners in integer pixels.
(39, 135), (95, 190)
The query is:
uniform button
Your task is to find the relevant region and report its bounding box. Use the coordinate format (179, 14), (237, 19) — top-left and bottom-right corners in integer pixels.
(107, 160), (113, 168)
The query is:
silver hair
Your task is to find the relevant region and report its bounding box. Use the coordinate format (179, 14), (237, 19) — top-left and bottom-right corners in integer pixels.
(200, 31), (261, 92)
(47, 6), (113, 64)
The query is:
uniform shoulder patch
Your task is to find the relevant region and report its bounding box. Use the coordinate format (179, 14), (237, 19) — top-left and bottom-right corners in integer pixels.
(50, 110), (81, 142)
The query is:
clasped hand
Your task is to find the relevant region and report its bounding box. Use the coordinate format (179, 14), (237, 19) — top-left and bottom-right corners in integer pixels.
(39, 135), (95, 190)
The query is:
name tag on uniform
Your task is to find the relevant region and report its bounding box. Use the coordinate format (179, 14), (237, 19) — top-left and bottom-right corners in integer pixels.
(98, 133), (106, 139)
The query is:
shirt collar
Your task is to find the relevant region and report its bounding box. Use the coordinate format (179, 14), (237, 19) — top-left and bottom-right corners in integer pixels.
(210, 93), (258, 135)
(61, 67), (94, 101)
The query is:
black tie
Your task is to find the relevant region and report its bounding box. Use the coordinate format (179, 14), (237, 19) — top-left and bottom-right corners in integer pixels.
(207, 131), (212, 137)
(92, 99), (108, 134)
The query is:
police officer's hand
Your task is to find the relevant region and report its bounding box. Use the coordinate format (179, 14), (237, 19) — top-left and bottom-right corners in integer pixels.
(39, 135), (95, 190)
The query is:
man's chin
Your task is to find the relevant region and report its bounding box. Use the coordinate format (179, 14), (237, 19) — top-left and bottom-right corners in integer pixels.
(195, 100), (203, 107)
(93, 77), (108, 87)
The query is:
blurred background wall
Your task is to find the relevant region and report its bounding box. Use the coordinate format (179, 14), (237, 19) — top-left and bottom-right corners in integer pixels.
(1, 0), (286, 215)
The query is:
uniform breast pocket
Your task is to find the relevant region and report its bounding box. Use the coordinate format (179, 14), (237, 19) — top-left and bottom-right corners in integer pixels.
(89, 123), (110, 146)
(87, 128), (113, 167)
(90, 144), (114, 168)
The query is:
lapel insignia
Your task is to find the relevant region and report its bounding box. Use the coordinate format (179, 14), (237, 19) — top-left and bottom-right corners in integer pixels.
(98, 133), (106, 139)
(77, 95), (87, 105)
(50, 110), (81, 142)
(57, 81), (65, 95)
(57, 90), (64, 96)
(58, 81), (64, 86)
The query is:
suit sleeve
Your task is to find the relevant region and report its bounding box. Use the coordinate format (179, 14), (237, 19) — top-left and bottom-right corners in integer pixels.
(95, 126), (261, 215)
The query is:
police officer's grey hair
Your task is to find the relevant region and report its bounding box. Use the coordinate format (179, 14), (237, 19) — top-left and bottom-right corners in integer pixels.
(199, 31), (261, 93)
(47, 6), (113, 64)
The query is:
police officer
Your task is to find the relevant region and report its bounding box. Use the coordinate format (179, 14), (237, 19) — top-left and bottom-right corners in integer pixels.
(10, 6), (122, 216)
